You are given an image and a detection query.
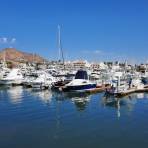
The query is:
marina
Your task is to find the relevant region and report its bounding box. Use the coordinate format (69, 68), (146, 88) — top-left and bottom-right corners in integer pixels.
(0, 56), (148, 143)
(1, 60), (148, 148)
(1, 58), (148, 96)
(0, 0), (148, 147)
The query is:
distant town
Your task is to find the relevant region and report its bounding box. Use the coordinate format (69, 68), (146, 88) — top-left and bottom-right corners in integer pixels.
(0, 48), (147, 74)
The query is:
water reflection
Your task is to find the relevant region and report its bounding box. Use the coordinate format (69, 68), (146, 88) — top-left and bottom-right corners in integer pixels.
(28, 89), (53, 104)
(102, 93), (148, 118)
(71, 94), (91, 111)
(1, 87), (148, 148)
(52, 92), (92, 139)
(54, 92), (91, 111)
(102, 96), (122, 118)
(2, 85), (148, 118)
(7, 86), (23, 104)
(136, 93), (144, 99)
(143, 93), (148, 98)
(103, 95), (135, 118)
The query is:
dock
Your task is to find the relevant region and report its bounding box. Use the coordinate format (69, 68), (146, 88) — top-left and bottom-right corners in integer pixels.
(60, 84), (148, 96)
(85, 84), (111, 93)
(112, 86), (148, 98)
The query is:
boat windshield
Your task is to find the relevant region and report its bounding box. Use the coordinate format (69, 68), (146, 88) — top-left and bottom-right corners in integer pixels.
(75, 70), (88, 80)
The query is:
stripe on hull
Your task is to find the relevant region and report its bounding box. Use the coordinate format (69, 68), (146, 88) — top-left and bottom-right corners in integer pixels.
(63, 84), (96, 92)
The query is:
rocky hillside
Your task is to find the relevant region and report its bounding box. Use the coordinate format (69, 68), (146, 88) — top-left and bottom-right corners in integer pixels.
(0, 48), (47, 63)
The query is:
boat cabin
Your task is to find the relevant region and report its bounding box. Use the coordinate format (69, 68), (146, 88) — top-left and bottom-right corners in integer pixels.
(75, 70), (88, 80)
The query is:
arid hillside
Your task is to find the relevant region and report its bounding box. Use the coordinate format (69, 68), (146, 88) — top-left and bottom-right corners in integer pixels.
(0, 48), (46, 63)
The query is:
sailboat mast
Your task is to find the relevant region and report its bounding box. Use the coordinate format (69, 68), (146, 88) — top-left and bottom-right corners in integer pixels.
(3, 50), (6, 67)
(58, 25), (65, 69)
(58, 25), (61, 61)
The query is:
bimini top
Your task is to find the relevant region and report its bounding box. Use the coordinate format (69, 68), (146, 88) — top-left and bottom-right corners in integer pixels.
(75, 70), (88, 80)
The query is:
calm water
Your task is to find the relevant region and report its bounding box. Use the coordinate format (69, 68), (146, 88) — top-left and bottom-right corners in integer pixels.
(0, 86), (148, 148)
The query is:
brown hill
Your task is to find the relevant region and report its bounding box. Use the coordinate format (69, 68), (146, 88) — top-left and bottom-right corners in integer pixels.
(0, 48), (47, 63)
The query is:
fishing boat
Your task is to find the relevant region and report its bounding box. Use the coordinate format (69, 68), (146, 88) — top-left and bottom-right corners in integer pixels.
(105, 72), (129, 96)
(105, 72), (144, 97)
(62, 69), (96, 92)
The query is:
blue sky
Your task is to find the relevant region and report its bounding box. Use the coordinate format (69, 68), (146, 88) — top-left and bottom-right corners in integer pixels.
(0, 0), (148, 63)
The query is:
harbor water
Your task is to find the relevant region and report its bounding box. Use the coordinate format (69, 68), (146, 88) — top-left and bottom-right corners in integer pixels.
(0, 86), (148, 148)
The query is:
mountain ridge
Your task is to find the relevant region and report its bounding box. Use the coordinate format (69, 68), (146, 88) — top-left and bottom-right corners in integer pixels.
(0, 48), (47, 63)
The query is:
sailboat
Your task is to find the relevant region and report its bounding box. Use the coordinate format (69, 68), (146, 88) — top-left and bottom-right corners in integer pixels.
(52, 25), (69, 89)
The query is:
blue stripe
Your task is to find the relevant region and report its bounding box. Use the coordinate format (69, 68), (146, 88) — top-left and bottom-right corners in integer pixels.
(63, 84), (96, 92)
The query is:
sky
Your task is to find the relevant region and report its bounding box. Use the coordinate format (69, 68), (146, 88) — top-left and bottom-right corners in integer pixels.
(0, 0), (148, 63)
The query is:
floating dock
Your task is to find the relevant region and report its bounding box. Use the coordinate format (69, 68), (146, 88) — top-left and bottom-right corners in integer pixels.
(86, 84), (110, 93)
(111, 86), (148, 98)
(59, 83), (148, 97)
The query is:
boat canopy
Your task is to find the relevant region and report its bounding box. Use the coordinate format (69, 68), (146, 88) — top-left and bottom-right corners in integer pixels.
(75, 70), (88, 80)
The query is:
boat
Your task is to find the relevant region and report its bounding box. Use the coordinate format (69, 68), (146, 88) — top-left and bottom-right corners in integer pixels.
(141, 72), (148, 85)
(105, 72), (144, 97)
(0, 68), (24, 85)
(22, 74), (37, 87)
(31, 71), (55, 89)
(62, 69), (96, 92)
(105, 72), (129, 96)
(0, 67), (10, 79)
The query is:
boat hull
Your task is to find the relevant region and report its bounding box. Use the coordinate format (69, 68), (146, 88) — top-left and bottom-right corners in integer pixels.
(62, 84), (96, 92)
(0, 79), (23, 85)
(31, 82), (51, 90)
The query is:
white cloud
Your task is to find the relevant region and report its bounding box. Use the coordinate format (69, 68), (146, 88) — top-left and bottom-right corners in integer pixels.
(0, 37), (8, 44)
(0, 37), (16, 44)
(82, 49), (103, 55)
(10, 38), (16, 44)
(94, 50), (102, 54)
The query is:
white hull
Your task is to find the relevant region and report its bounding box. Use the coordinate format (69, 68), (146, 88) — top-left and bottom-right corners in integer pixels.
(0, 79), (23, 85)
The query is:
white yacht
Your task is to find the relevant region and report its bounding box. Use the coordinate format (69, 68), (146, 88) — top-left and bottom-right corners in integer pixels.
(105, 72), (128, 94)
(0, 67), (10, 79)
(0, 68), (24, 85)
(22, 75), (37, 87)
(31, 71), (55, 89)
(62, 69), (96, 92)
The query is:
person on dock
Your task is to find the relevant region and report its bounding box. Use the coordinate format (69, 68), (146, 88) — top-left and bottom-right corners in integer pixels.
(129, 78), (132, 89)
